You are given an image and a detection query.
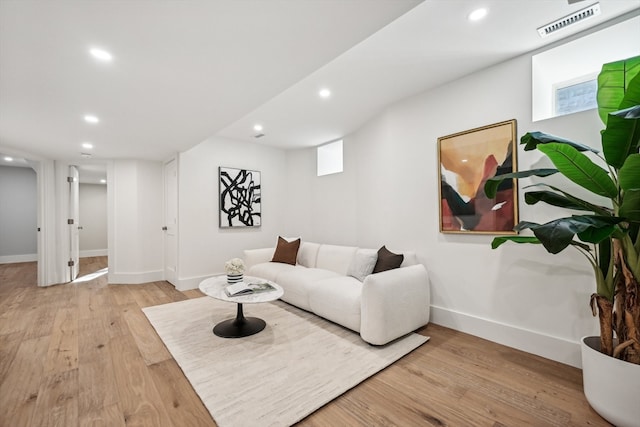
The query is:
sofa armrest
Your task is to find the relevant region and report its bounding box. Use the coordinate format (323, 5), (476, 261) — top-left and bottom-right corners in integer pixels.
(360, 264), (430, 345)
(243, 248), (275, 269)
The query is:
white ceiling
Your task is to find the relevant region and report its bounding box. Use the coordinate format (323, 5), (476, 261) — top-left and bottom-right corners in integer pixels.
(1, 0), (639, 162)
(0, 0), (421, 162)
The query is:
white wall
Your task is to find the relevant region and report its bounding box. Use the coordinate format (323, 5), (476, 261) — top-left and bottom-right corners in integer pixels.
(284, 145), (358, 245)
(282, 49), (609, 367)
(79, 183), (107, 256)
(176, 136), (287, 290)
(108, 160), (164, 284)
(0, 165), (37, 263)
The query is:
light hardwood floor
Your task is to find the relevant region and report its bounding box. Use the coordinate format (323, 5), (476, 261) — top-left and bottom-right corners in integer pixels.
(0, 257), (610, 426)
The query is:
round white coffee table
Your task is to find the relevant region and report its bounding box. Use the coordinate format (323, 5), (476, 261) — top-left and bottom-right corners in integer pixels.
(199, 275), (284, 338)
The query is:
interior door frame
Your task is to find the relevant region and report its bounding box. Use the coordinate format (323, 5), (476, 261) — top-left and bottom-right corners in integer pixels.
(68, 165), (80, 281)
(163, 156), (179, 286)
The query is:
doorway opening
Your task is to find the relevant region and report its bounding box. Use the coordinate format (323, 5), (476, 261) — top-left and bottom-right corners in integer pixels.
(74, 162), (109, 282)
(0, 154), (38, 273)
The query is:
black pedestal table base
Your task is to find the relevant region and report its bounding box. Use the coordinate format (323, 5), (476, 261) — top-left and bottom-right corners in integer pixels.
(213, 302), (266, 338)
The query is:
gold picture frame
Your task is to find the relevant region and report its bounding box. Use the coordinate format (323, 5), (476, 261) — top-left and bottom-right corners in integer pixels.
(438, 119), (518, 234)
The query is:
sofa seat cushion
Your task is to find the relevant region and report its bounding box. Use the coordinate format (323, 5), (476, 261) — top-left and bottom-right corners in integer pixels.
(308, 276), (363, 333)
(248, 262), (298, 283)
(277, 268), (341, 311)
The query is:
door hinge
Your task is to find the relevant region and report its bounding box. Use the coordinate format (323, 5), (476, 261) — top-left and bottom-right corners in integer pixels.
(68, 260), (75, 267)
(68, 219), (74, 225)
(162, 226), (168, 231)
(67, 176), (75, 183)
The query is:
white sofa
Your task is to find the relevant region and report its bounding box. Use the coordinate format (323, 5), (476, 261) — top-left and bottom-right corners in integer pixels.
(244, 241), (430, 345)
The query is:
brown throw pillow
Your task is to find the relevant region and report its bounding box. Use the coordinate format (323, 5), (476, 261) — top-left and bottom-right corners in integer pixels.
(372, 246), (404, 273)
(271, 236), (301, 265)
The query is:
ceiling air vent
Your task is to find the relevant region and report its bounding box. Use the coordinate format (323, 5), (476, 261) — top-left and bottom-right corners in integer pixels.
(537, 2), (601, 38)
(254, 133), (265, 139)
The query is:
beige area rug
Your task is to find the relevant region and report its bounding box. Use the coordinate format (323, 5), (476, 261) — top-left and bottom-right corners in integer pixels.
(142, 297), (429, 427)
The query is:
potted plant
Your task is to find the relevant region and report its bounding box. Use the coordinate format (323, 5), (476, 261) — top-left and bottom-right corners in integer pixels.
(224, 257), (245, 284)
(484, 56), (639, 427)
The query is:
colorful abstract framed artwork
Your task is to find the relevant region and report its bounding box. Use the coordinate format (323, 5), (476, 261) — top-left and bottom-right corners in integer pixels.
(438, 119), (518, 234)
(219, 166), (261, 228)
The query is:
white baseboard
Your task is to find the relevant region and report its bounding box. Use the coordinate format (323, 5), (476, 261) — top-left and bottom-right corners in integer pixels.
(0, 253), (37, 264)
(80, 249), (108, 257)
(175, 274), (220, 291)
(430, 305), (582, 368)
(108, 270), (164, 285)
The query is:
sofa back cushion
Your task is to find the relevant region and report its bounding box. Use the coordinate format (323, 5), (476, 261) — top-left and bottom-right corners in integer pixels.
(359, 248), (418, 268)
(297, 242), (320, 268)
(346, 249), (378, 282)
(316, 244), (358, 275)
(372, 246), (404, 273)
(400, 251), (418, 267)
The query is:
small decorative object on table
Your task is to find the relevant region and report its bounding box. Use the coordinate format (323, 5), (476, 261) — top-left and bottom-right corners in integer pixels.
(225, 257), (245, 284)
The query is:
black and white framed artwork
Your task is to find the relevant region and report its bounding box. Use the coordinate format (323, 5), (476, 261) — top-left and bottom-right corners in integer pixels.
(218, 167), (261, 228)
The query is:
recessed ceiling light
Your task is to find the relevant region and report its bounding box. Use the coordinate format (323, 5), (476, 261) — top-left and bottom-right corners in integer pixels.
(81, 153), (92, 158)
(253, 124), (263, 132)
(89, 48), (113, 62)
(3, 156), (13, 162)
(84, 115), (99, 124)
(82, 142), (93, 149)
(100, 179), (107, 184)
(468, 8), (488, 22)
(319, 88), (331, 99)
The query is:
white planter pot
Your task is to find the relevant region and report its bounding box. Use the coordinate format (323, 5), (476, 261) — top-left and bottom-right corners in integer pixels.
(581, 336), (640, 427)
(227, 273), (243, 284)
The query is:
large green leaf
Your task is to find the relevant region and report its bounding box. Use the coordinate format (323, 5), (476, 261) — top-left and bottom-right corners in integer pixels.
(515, 220), (581, 253)
(521, 131), (599, 153)
(612, 104), (640, 119)
(597, 55), (640, 125)
(523, 183), (612, 216)
(620, 189), (640, 221)
(483, 168), (558, 198)
(572, 216), (625, 242)
(524, 191), (593, 211)
(491, 236), (541, 249)
(618, 154), (640, 191)
(537, 143), (618, 199)
(577, 226), (615, 244)
(516, 216), (621, 254)
(570, 215), (624, 226)
(598, 238), (611, 281)
(601, 105), (640, 169)
(572, 215), (623, 245)
(612, 63), (640, 112)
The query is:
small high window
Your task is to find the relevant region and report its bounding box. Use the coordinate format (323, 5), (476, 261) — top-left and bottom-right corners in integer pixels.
(317, 140), (343, 177)
(554, 75), (598, 116)
(532, 16), (639, 122)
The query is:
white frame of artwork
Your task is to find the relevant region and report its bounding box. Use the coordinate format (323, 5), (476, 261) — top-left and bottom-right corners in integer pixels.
(218, 166), (261, 228)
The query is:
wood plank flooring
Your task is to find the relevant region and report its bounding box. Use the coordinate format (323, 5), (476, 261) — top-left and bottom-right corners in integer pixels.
(0, 257), (610, 426)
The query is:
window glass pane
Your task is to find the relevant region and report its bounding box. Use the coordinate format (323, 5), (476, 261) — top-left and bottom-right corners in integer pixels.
(555, 79), (597, 116)
(317, 140), (343, 176)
